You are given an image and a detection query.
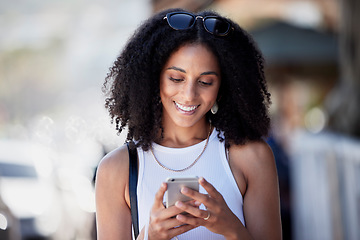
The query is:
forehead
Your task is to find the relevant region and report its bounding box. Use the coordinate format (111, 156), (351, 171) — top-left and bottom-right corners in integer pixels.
(164, 43), (220, 72)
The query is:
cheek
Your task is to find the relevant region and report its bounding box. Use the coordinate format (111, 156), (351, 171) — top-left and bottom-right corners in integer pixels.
(205, 88), (220, 103)
(160, 82), (177, 99)
(159, 80), (167, 98)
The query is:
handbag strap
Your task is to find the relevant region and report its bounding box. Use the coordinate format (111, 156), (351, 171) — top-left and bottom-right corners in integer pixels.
(127, 142), (139, 239)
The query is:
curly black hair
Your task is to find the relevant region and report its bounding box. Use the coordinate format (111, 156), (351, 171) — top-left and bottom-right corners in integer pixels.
(103, 8), (271, 151)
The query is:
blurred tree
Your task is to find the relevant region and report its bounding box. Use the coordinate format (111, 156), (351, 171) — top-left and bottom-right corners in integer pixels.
(327, 0), (360, 137)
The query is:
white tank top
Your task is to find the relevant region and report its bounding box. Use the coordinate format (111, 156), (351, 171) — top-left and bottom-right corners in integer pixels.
(136, 129), (245, 239)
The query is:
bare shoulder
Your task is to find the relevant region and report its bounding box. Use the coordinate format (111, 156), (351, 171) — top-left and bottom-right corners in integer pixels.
(229, 140), (275, 176)
(228, 140), (276, 196)
(96, 144), (131, 203)
(95, 144), (132, 211)
(97, 144), (129, 179)
(230, 140), (273, 161)
(95, 145), (133, 239)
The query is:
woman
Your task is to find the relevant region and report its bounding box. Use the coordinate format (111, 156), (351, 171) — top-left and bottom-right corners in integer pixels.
(96, 8), (282, 240)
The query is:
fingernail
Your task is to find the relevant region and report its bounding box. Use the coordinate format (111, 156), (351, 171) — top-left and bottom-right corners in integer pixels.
(181, 187), (188, 193)
(195, 201), (201, 206)
(199, 177), (205, 183)
(175, 201), (183, 207)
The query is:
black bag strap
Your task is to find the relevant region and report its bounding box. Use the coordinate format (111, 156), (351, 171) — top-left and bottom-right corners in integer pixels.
(127, 142), (139, 239)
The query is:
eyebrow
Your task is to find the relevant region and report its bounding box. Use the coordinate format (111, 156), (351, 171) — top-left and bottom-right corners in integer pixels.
(166, 66), (186, 73)
(200, 71), (219, 76)
(166, 66), (219, 76)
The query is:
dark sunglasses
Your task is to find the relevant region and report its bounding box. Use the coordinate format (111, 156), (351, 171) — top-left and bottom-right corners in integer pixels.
(163, 11), (233, 36)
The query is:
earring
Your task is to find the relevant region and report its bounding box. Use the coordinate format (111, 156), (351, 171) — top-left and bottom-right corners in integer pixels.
(211, 102), (218, 114)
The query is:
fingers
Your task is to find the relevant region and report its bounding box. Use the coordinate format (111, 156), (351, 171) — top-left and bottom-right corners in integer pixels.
(175, 201), (209, 220)
(152, 183), (182, 220)
(153, 182), (167, 208)
(151, 213), (185, 230)
(149, 213), (197, 240)
(149, 183), (202, 239)
(175, 177), (224, 227)
(152, 183), (190, 221)
(169, 223), (197, 235)
(179, 177), (223, 208)
(162, 205), (187, 220)
(176, 212), (206, 226)
(150, 221), (196, 240)
(198, 177), (222, 199)
(188, 200), (202, 208)
(174, 206), (212, 227)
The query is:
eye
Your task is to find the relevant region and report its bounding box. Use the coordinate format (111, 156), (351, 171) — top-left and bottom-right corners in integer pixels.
(198, 80), (213, 86)
(169, 77), (184, 82)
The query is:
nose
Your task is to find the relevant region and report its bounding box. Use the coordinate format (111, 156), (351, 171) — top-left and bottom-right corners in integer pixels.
(181, 81), (197, 101)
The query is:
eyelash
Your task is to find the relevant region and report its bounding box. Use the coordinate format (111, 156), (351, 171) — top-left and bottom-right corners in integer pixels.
(199, 81), (212, 86)
(169, 77), (213, 86)
(169, 77), (183, 82)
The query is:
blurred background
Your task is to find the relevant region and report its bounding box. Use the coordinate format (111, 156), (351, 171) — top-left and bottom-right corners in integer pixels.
(0, 0), (359, 239)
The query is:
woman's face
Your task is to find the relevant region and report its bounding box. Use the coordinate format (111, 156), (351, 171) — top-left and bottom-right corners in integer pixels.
(160, 43), (221, 129)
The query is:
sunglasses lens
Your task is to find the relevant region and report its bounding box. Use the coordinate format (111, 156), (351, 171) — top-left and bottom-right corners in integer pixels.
(204, 17), (230, 35)
(167, 13), (195, 30)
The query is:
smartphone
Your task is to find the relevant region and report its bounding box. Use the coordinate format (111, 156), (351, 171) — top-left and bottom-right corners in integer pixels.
(165, 176), (199, 208)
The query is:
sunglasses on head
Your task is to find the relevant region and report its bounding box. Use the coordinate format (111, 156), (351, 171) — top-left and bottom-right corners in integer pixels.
(163, 11), (233, 37)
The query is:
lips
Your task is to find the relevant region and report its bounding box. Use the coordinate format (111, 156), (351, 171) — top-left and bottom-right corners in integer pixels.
(174, 101), (199, 113)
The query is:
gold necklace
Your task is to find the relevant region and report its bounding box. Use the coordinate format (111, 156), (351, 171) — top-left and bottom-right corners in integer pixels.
(150, 124), (212, 172)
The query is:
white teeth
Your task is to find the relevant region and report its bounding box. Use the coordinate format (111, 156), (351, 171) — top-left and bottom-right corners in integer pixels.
(175, 102), (198, 112)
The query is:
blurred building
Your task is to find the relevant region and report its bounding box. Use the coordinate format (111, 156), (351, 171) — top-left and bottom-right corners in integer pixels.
(152, 0), (339, 29)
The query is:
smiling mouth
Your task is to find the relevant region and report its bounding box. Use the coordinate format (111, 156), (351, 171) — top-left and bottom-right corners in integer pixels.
(174, 101), (200, 113)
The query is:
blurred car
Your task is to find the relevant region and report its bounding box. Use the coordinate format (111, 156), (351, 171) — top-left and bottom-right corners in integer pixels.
(0, 139), (98, 240)
(0, 193), (21, 240)
(0, 140), (63, 240)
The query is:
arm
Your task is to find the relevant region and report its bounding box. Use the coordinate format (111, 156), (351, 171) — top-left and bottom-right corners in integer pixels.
(95, 146), (132, 240)
(229, 140), (282, 240)
(174, 140), (282, 240)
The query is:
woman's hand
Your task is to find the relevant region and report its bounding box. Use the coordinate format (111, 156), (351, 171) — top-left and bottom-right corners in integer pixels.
(147, 183), (199, 240)
(174, 177), (249, 240)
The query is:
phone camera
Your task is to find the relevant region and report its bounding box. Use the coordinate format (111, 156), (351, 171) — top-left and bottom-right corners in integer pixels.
(171, 179), (175, 182)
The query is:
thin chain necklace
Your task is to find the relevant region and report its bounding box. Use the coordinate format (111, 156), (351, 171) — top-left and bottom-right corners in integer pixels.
(150, 124), (212, 172)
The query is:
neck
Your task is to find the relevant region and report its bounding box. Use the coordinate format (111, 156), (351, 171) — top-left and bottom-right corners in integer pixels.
(158, 121), (211, 148)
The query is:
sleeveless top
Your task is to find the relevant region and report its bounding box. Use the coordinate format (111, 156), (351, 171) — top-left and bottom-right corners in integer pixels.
(136, 129), (245, 239)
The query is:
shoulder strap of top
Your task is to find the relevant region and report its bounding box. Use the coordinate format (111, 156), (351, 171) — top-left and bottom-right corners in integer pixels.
(127, 142), (139, 239)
